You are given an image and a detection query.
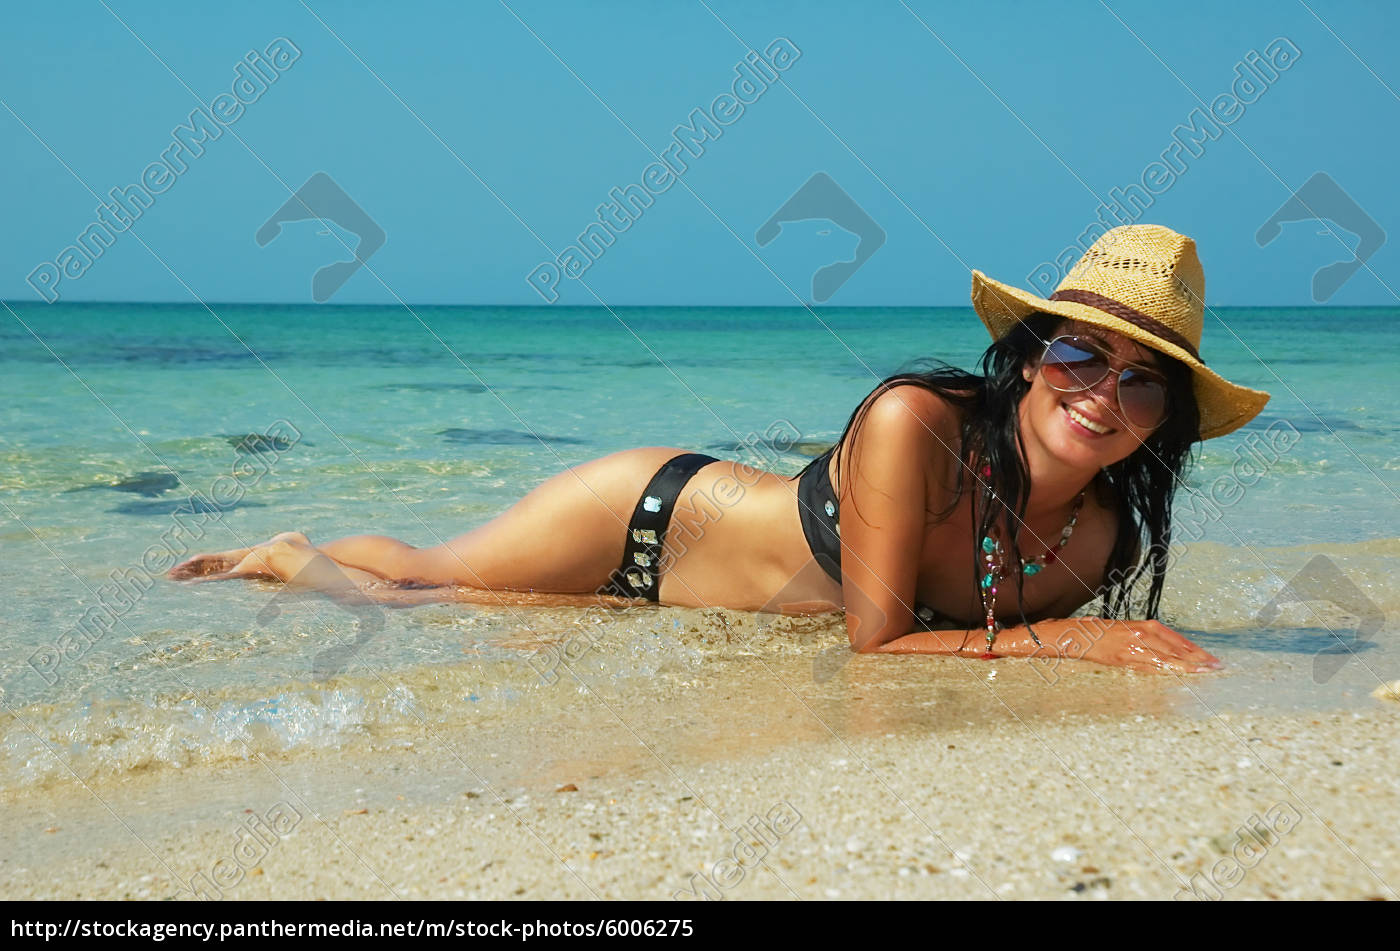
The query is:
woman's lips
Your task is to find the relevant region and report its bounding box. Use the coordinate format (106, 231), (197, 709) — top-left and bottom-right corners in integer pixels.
(1063, 402), (1115, 437)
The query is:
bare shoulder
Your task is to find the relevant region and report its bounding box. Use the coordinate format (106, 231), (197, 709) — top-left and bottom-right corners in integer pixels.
(838, 383), (965, 508)
(852, 384), (962, 452)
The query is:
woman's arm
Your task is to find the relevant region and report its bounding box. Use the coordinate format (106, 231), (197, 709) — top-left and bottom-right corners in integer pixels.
(829, 387), (1218, 673)
(834, 386), (957, 650)
(870, 617), (1223, 673)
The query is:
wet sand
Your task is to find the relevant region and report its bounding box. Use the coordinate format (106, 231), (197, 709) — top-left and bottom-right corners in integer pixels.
(5, 636), (1398, 901)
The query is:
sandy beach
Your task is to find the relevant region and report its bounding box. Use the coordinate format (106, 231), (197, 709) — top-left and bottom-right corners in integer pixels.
(6, 623), (1397, 901)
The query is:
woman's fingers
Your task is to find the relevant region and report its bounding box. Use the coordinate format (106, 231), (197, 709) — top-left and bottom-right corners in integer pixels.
(1152, 623), (1218, 662)
(1077, 619), (1222, 673)
(1123, 621), (1222, 671)
(1151, 622), (1222, 669)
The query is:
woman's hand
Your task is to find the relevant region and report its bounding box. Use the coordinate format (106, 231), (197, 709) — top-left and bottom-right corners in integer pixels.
(1030, 617), (1222, 673)
(871, 616), (1222, 673)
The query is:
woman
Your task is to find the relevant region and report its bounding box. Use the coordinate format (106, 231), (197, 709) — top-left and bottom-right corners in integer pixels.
(171, 225), (1269, 673)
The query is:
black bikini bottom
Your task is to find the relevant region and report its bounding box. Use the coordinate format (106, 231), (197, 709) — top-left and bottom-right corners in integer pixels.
(597, 452), (718, 602)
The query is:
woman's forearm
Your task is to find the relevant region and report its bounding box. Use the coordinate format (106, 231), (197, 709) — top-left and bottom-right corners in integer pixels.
(868, 622), (1057, 658)
(868, 616), (1222, 672)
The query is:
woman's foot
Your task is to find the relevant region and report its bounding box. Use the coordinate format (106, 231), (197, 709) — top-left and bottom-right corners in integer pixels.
(168, 532), (315, 582)
(167, 548), (253, 580)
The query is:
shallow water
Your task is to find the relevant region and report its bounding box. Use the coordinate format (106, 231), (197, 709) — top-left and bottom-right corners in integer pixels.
(1, 303), (1396, 791)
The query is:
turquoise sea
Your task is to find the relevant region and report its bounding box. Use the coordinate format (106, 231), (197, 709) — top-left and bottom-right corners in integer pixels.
(1, 303), (1395, 791)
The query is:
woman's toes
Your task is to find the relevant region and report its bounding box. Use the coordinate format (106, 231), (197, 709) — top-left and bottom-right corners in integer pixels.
(167, 551), (248, 580)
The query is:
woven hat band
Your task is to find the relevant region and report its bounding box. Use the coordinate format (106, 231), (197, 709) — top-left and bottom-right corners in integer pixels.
(1048, 289), (1202, 361)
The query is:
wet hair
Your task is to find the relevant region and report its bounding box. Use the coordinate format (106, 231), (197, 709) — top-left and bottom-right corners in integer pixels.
(826, 313), (1200, 625)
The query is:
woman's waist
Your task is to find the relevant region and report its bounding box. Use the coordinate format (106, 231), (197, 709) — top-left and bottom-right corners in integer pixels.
(661, 472), (837, 600)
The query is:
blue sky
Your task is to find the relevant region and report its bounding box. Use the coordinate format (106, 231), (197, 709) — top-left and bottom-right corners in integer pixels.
(3, 0), (1397, 306)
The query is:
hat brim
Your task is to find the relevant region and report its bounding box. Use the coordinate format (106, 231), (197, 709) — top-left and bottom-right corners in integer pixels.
(970, 270), (1270, 440)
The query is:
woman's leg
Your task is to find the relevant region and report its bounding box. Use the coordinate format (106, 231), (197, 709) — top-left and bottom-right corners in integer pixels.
(314, 535), (423, 581)
(167, 531), (380, 586)
(169, 448), (691, 593)
(381, 446), (690, 590)
(167, 534), (416, 582)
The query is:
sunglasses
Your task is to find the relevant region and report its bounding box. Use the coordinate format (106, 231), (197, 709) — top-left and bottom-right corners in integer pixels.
(1038, 335), (1171, 430)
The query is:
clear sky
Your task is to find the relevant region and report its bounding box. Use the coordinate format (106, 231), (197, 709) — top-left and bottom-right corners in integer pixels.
(3, 0), (1397, 306)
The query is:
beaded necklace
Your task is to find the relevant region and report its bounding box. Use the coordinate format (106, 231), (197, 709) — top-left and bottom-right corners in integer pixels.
(978, 488), (1085, 655)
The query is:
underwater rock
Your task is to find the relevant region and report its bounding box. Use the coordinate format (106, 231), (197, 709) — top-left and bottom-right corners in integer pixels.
(66, 471), (179, 497)
(222, 433), (297, 454)
(706, 438), (834, 457)
(1243, 413), (1364, 433)
(437, 428), (586, 446)
(374, 382), (489, 393)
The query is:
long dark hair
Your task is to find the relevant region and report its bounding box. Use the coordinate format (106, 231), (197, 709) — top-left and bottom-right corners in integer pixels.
(825, 313), (1200, 624)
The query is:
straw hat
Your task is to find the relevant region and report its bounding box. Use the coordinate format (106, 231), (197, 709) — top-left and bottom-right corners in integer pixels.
(970, 224), (1270, 439)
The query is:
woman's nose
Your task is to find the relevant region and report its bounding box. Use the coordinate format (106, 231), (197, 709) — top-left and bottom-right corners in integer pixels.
(1086, 369), (1123, 416)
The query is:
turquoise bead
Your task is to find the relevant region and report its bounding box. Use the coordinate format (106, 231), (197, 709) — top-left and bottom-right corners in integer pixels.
(1023, 563), (1042, 576)
(981, 536), (997, 554)
(981, 572), (995, 589)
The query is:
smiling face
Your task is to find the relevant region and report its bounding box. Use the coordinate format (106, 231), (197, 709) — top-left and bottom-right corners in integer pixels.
(1018, 320), (1172, 470)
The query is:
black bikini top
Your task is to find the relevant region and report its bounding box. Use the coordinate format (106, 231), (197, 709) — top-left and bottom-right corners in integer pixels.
(796, 447), (842, 584)
(796, 446), (956, 631)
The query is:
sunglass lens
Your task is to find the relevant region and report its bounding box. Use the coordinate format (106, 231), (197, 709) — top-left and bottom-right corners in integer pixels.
(1118, 369), (1169, 428)
(1040, 338), (1109, 391)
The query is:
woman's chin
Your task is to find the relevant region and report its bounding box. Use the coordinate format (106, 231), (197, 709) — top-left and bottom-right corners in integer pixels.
(1043, 428), (1140, 471)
